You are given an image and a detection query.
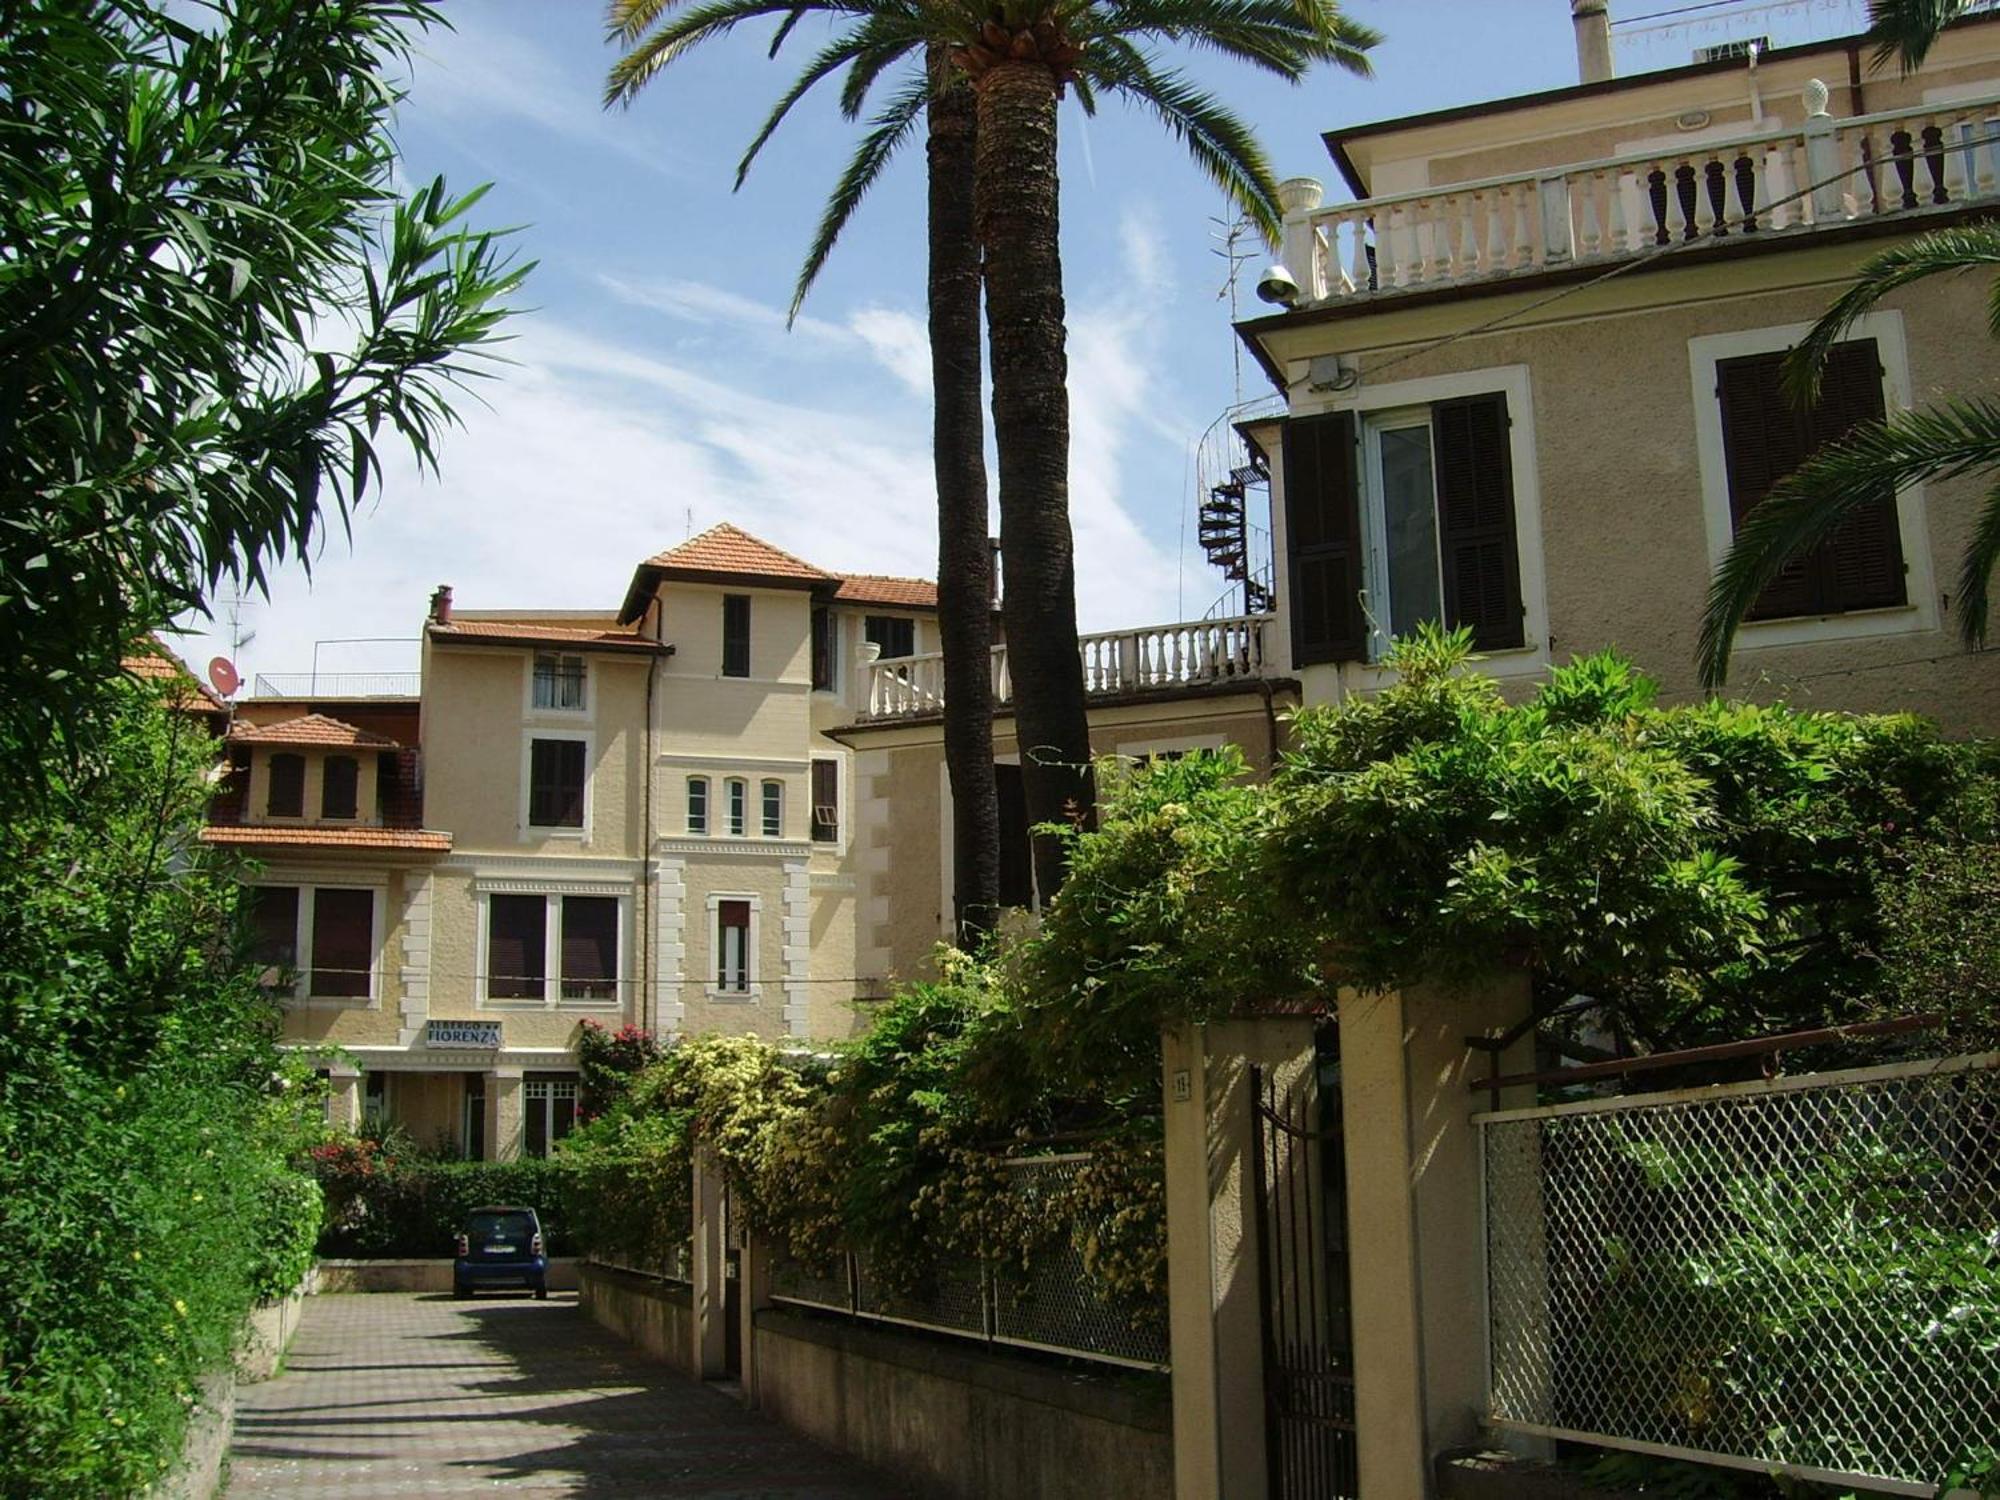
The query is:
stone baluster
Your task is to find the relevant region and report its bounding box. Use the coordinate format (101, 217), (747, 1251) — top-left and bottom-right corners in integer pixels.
(1325, 213), (1355, 296)
(1940, 115), (1969, 203)
(1376, 203), (1403, 288)
(1974, 114), (2000, 198)
(1575, 172), (1602, 258)
(1458, 195), (1481, 275)
(1802, 79), (1848, 222)
(1508, 183), (1533, 267)
(1692, 156), (1717, 237)
(1744, 150), (1768, 232)
(1349, 214), (1373, 292)
(1666, 162), (1690, 241)
(1485, 191), (1506, 271)
(1605, 172), (1631, 254)
(1536, 173), (1573, 265)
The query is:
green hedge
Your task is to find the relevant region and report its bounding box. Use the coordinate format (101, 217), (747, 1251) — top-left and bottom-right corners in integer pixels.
(310, 1152), (574, 1258)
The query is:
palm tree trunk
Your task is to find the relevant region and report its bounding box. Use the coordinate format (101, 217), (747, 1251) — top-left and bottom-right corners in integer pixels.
(927, 51), (1001, 943)
(975, 59), (1096, 903)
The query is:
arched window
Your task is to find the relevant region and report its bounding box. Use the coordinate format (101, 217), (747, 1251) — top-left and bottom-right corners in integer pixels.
(726, 778), (748, 836)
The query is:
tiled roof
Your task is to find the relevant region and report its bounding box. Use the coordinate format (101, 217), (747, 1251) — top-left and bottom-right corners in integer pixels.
(229, 713), (397, 748)
(833, 574), (938, 609)
(640, 523), (833, 586)
(122, 636), (229, 710)
(427, 619), (663, 653)
(200, 825), (451, 853)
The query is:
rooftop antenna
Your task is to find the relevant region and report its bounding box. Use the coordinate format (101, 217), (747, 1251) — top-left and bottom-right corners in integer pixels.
(1209, 210), (1256, 406)
(685, 505), (694, 541)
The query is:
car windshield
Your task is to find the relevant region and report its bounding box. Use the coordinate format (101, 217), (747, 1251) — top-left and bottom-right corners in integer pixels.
(468, 1211), (534, 1244)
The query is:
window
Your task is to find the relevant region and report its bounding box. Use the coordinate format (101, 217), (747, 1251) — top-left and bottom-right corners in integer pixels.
(722, 594), (751, 677)
(363, 1072), (388, 1134)
(462, 1075), (486, 1161)
(811, 606), (836, 691)
(267, 752), (305, 817)
(1715, 338), (1904, 619)
(311, 887), (375, 998)
(864, 614), (915, 660)
(559, 896), (619, 1001)
(532, 652), (586, 711)
(761, 779), (783, 838)
(247, 885), (299, 981)
(1284, 393), (1524, 664)
(523, 1076), (578, 1158)
(727, 777), (747, 836)
(528, 737), (586, 829)
(485, 892), (623, 1005)
(686, 775), (709, 834)
(488, 893), (546, 1000)
(995, 763), (1033, 910)
(811, 759), (840, 843)
(716, 899), (751, 993)
(321, 755), (358, 820)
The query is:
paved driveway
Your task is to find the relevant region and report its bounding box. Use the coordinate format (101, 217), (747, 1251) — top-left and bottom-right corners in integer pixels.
(229, 1292), (901, 1496)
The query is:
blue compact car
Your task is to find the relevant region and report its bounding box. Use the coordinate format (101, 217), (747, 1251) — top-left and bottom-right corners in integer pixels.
(453, 1205), (548, 1299)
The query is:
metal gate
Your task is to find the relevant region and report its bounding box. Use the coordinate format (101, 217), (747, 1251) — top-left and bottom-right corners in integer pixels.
(1250, 1027), (1359, 1498)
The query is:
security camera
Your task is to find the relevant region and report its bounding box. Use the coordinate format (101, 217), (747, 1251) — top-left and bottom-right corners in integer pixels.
(1255, 262), (1300, 307)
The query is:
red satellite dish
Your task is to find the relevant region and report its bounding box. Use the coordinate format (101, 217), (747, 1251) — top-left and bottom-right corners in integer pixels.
(208, 657), (240, 697)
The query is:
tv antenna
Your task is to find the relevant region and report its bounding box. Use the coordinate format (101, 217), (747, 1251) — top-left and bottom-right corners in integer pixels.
(1209, 212), (1256, 406)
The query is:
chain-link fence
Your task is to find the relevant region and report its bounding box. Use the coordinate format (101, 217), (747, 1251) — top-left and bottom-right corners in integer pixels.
(768, 1154), (1169, 1371)
(586, 1199), (694, 1285)
(1482, 1054), (2000, 1493)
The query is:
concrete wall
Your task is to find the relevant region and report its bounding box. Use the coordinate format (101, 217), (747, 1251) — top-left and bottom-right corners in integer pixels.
(753, 1309), (1173, 1500)
(576, 1263), (697, 1375)
(315, 1258), (582, 1293)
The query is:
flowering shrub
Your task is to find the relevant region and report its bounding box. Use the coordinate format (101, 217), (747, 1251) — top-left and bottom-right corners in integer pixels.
(576, 1019), (663, 1116)
(306, 1151), (574, 1257)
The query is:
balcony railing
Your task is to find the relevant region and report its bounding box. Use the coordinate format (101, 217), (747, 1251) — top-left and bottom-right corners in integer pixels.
(864, 614), (1270, 720)
(1281, 83), (2000, 307)
(250, 672), (421, 698)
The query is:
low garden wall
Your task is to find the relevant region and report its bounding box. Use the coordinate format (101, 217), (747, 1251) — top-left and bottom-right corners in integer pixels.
(753, 1307), (1172, 1500)
(576, 1262), (696, 1375)
(315, 1257), (580, 1294)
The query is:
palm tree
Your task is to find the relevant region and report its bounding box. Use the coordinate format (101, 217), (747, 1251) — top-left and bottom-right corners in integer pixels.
(612, 0), (1376, 898)
(1697, 0), (1999, 688)
(609, 16), (1004, 941)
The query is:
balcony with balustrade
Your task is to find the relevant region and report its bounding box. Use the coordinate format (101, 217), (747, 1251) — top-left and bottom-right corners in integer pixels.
(1268, 79), (2000, 315)
(860, 614), (1273, 722)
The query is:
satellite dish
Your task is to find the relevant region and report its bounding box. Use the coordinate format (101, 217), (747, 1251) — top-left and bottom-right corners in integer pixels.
(208, 657), (240, 697)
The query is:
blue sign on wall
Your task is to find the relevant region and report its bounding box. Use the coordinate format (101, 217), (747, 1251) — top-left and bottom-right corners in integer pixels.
(426, 1019), (502, 1049)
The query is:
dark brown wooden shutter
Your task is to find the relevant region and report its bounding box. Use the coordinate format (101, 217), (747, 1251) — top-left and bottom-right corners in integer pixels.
(266, 752), (304, 817)
(311, 888), (374, 998)
(1432, 393), (1525, 650)
(529, 738), (585, 828)
(560, 896), (618, 1001)
(489, 893), (546, 999)
(1283, 412), (1366, 665)
(810, 758), (839, 842)
(321, 755), (358, 819)
(722, 594), (751, 677)
(1715, 339), (1903, 619)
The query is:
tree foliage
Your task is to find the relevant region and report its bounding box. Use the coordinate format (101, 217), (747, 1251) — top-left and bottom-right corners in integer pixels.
(0, 0), (526, 762)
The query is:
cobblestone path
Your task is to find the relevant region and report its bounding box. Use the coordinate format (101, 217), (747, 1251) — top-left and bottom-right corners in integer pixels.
(228, 1292), (900, 1496)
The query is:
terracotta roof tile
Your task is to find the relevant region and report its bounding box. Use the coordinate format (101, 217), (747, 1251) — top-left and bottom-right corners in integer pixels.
(229, 713), (396, 748)
(122, 636), (229, 710)
(427, 619), (662, 652)
(640, 523), (833, 585)
(833, 574), (938, 609)
(199, 825), (451, 853)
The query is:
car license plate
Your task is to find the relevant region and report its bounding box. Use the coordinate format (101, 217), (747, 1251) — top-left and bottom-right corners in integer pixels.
(485, 1243), (515, 1254)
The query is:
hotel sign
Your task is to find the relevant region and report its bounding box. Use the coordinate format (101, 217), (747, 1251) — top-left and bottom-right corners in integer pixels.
(426, 1019), (502, 1049)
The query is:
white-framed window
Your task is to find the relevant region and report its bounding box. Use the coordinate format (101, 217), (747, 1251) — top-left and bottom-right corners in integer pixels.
(1282, 365), (1547, 674)
(523, 1076), (579, 1158)
(523, 732), (590, 835)
(481, 891), (625, 1009)
(726, 777), (748, 837)
(531, 652), (587, 713)
(686, 775), (709, 835)
(362, 1071), (389, 1134)
(1688, 313), (1936, 653)
(246, 883), (381, 1004)
(707, 892), (760, 1000)
(761, 779), (783, 837)
(810, 758), (840, 843)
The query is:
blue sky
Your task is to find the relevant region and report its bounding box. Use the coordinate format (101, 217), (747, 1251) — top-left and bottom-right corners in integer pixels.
(175, 0), (1873, 687)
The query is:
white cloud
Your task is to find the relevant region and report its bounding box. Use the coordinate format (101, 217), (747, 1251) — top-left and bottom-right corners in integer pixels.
(848, 307), (931, 397)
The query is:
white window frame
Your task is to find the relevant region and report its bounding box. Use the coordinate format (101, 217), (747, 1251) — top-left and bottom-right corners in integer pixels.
(761, 779), (783, 838)
(810, 754), (846, 852)
(521, 729), (593, 840)
(1688, 312), (1937, 653)
(1285, 363), (1549, 683)
(725, 777), (748, 838)
(706, 891), (762, 1002)
(525, 651), (590, 719)
(476, 888), (629, 1012)
(686, 774), (710, 835)
(522, 1076), (580, 1159)
(250, 879), (386, 1008)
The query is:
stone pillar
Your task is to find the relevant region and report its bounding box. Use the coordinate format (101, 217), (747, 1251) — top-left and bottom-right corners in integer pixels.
(485, 1068), (523, 1163)
(1161, 1016), (1316, 1500)
(738, 1229), (774, 1407)
(326, 1066), (362, 1134)
(691, 1149), (729, 1379)
(1339, 975), (1535, 1497)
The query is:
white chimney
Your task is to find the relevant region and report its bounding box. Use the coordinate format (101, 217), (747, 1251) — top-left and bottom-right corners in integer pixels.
(1572, 0), (1614, 84)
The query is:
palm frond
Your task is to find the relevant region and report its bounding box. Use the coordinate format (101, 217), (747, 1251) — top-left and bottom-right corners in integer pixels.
(1955, 474), (2000, 648)
(1698, 398), (2000, 686)
(1862, 0), (1972, 74)
(606, 0), (856, 106)
(735, 26), (905, 188)
(1084, 43), (1282, 239)
(767, 5), (809, 56)
(607, 0), (682, 46)
(838, 35), (924, 118)
(788, 70), (927, 324)
(1783, 225), (2000, 403)
(1080, 0), (1375, 80)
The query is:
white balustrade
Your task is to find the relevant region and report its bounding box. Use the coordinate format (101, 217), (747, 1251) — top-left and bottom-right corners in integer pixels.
(861, 616), (1270, 720)
(1281, 87), (2000, 308)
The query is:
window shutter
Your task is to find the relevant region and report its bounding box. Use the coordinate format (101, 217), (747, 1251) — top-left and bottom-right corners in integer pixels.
(1716, 339), (1903, 619)
(811, 758), (840, 842)
(1283, 412), (1366, 665)
(489, 893), (546, 999)
(994, 763), (1032, 909)
(560, 896), (618, 1001)
(311, 888), (374, 998)
(267, 753), (305, 817)
(1432, 393), (1526, 650)
(321, 755), (358, 820)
